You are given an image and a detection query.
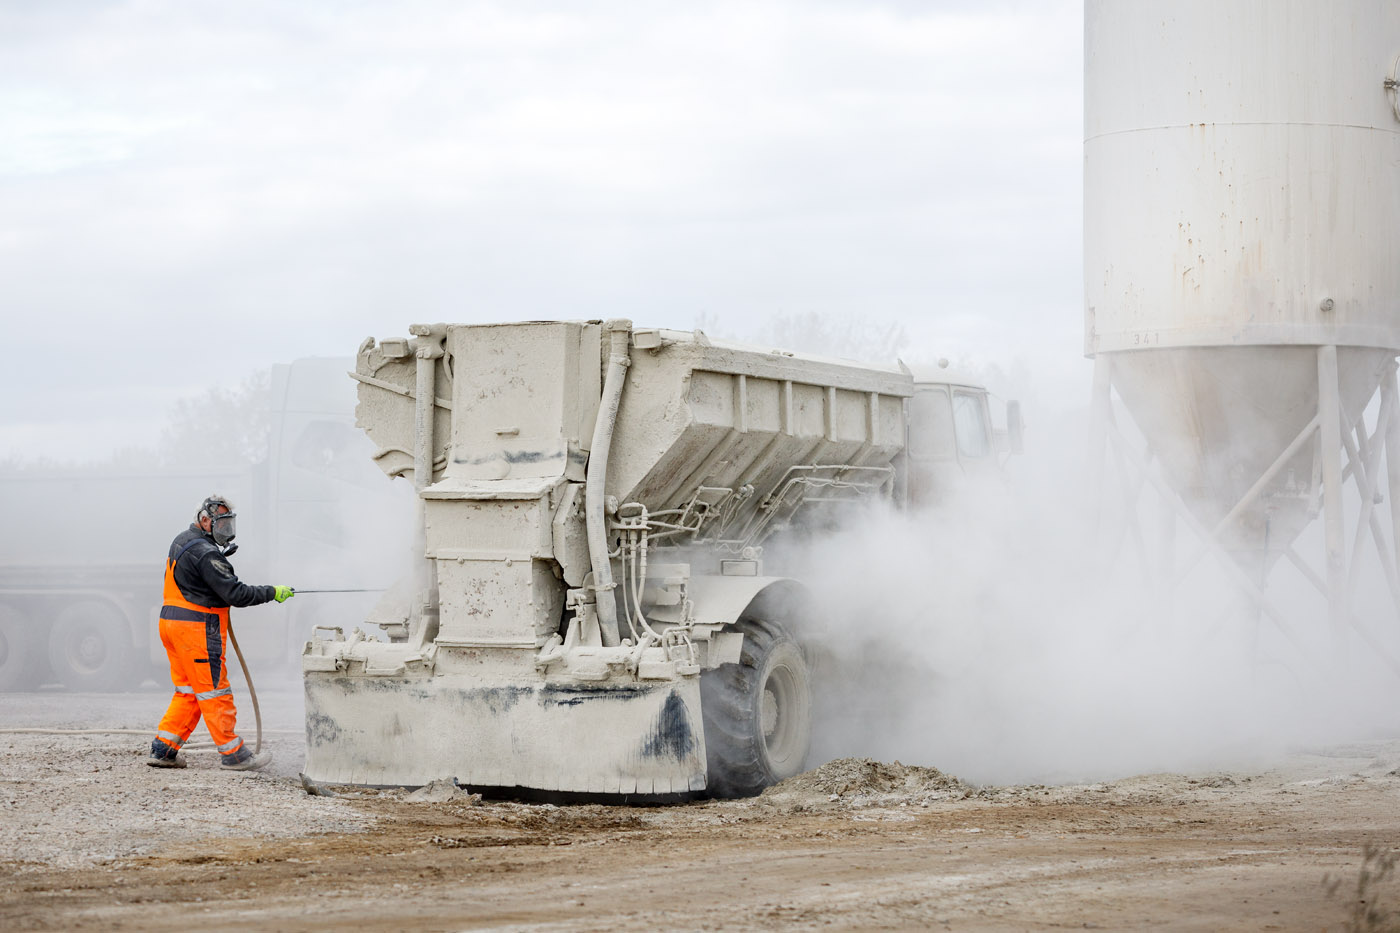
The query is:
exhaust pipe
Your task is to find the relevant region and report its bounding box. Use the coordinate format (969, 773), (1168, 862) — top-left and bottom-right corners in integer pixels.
(409, 323), (447, 648)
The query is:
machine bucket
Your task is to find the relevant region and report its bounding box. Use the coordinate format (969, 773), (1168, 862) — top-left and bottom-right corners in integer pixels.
(302, 670), (708, 795)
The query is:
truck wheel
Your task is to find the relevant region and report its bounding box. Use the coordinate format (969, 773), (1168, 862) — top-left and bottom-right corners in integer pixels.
(48, 601), (135, 692)
(0, 604), (44, 692)
(700, 617), (813, 798)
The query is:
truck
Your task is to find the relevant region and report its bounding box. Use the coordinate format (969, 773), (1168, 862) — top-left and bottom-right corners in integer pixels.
(302, 321), (1019, 797)
(0, 358), (412, 693)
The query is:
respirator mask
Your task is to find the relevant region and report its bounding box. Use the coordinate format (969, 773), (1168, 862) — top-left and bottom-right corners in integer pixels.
(199, 495), (238, 549)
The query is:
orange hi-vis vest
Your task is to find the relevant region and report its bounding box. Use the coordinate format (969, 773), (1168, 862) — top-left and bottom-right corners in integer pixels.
(161, 542), (229, 624)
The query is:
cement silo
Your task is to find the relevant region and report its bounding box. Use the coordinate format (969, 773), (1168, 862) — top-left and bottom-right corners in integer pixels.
(1084, 0), (1400, 630)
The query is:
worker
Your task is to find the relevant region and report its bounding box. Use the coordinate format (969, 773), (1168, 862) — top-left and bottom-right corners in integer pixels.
(147, 495), (293, 771)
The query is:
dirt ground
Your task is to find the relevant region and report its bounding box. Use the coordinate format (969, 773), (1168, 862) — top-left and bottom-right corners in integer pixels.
(3, 689), (1400, 931)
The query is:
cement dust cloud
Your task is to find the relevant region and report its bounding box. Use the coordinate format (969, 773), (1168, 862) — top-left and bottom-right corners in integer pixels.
(789, 417), (1400, 787)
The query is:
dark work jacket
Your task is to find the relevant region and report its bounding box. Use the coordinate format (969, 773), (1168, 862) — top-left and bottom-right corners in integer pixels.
(167, 524), (275, 610)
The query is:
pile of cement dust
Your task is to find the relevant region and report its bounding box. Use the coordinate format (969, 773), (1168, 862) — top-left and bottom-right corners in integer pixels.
(759, 743), (1400, 813)
(405, 777), (483, 805)
(762, 757), (972, 806)
(0, 733), (377, 873)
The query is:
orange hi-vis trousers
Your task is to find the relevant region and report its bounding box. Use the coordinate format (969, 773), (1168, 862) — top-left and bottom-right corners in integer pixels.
(152, 554), (247, 763)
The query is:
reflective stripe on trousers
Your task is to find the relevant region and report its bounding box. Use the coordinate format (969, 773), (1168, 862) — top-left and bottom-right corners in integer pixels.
(155, 729), (186, 748)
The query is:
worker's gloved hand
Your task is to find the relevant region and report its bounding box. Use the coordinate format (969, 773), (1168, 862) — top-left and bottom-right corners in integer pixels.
(273, 585), (294, 603)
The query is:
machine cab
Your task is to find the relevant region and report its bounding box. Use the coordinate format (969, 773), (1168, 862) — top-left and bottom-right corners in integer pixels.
(904, 364), (1021, 508)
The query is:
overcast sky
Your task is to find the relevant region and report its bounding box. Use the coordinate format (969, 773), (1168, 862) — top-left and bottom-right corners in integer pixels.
(1, 0), (1084, 463)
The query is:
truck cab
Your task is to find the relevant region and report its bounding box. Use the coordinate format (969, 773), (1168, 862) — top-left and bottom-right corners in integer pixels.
(904, 363), (1022, 508)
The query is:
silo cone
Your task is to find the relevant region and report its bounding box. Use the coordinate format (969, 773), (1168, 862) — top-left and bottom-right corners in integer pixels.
(1084, 0), (1400, 627)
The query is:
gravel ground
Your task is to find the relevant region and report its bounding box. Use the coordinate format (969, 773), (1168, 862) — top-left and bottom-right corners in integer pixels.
(0, 686), (376, 871)
(5, 689), (1400, 930)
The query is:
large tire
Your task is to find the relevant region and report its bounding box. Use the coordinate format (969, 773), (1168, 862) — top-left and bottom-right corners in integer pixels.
(48, 600), (136, 692)
(0, 603), (45, 692)
(700, 617), (813, 798)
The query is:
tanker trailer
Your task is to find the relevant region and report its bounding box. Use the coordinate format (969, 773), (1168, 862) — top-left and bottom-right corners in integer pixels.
(303, 321), (1009, 796)
(0, 357), (404, 693)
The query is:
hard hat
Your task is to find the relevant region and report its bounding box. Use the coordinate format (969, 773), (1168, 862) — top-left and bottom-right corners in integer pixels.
(198, 495), (237, 547)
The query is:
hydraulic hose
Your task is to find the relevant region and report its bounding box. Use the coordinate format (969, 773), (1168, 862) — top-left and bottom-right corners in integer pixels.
(586, 319), (633, 647)
(227, 617), (262, 754)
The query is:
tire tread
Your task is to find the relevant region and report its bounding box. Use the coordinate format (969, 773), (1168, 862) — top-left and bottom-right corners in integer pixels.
(700, 617), (811, 798)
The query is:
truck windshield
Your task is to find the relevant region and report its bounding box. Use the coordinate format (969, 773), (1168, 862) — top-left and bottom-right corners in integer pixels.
(952, 391), (990, 459)
(290, 420), (380, 487)
(908, 388), (956, 461)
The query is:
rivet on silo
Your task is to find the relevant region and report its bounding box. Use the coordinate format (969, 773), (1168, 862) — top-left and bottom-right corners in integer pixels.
(1320, 297), (1335, 313)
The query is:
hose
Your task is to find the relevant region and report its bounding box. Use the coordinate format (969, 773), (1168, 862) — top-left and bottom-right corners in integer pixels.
(227, 616), (262, 754)
(628, 512), (659, 643)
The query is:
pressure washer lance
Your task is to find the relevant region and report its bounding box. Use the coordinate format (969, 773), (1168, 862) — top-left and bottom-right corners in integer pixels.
(225, 589), (386, 756)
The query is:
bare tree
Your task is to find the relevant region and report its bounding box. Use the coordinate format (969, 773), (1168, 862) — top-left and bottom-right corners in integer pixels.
(158, 369), (271, 469)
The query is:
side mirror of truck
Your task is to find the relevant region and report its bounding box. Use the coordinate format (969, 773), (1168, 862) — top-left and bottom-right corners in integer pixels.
(1006, 400), (1024, 455)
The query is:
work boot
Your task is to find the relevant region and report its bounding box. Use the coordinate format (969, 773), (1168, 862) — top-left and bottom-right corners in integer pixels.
(221, 748), (273, 772)
(147, 740), (187, 769)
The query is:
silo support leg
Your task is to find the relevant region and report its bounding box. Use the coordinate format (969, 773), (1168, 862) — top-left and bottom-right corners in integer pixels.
(1105, 451), (1154, 578)
(1108, 424), (1304, 654)
(1385, 366), (1400, 597)
(1158, 472), (1177, 616)
(1337, 404), (1400, 617)
(1168, 415), (1320, 591)
(1286, 547), (1400, 681)
(1104, 424), (1151, 586)
(1286, 546), (1327, 595)
(1317, 346), (1348, 637)
(1210, 415), (1320, 539)
(1344, 389), (1395, 595)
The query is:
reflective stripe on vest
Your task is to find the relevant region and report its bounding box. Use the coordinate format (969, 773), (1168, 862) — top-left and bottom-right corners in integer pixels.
(160, 541), (229, 624)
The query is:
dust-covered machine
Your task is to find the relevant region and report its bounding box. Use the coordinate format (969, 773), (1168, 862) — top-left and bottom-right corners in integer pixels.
(302, 321), (1015, 795)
